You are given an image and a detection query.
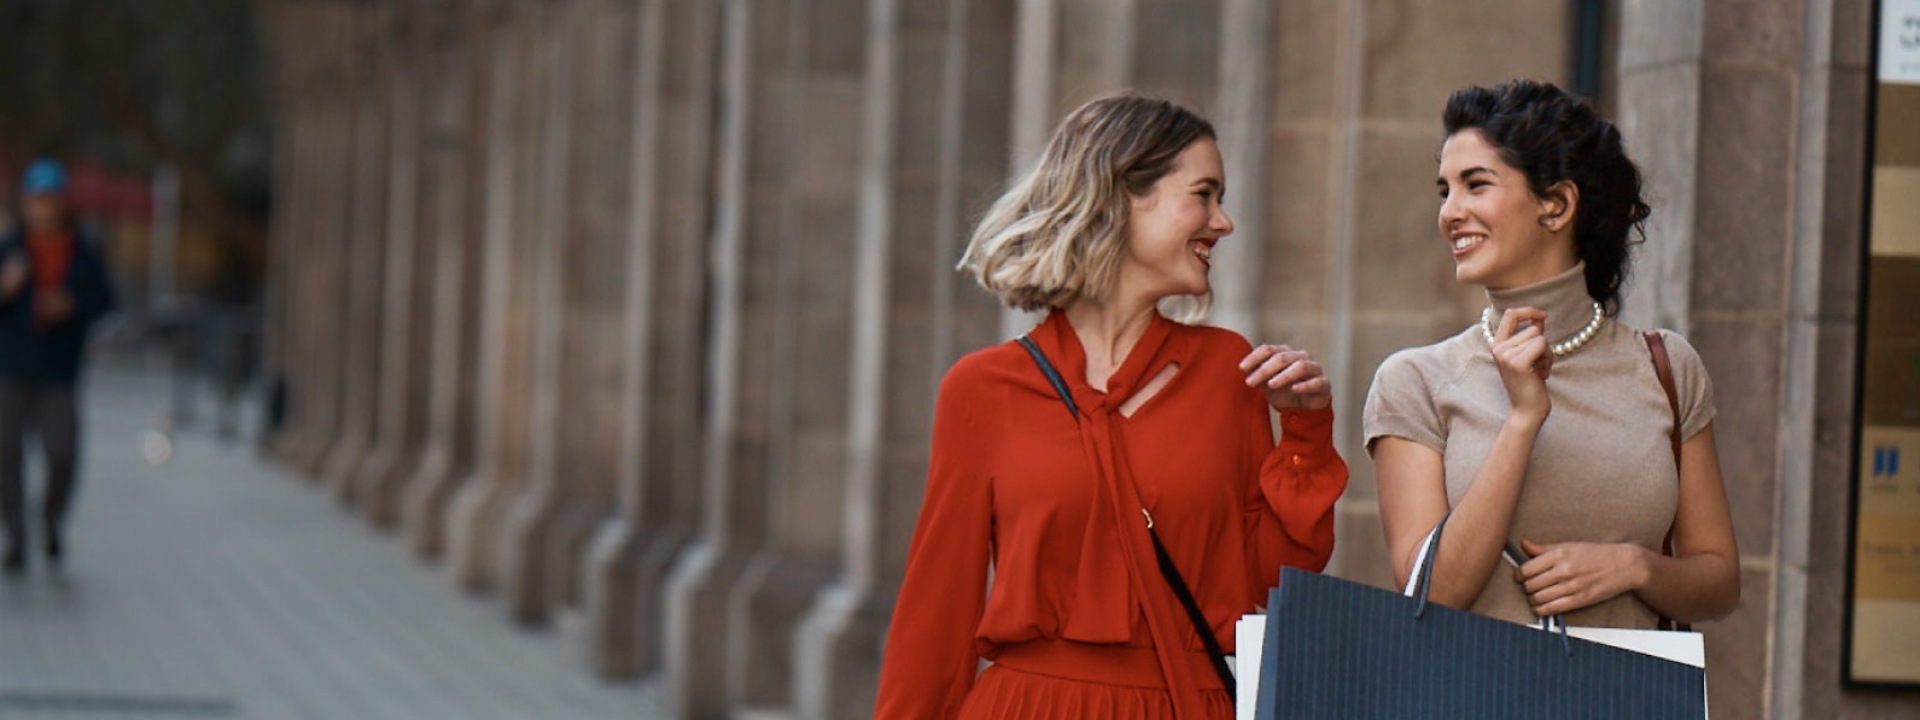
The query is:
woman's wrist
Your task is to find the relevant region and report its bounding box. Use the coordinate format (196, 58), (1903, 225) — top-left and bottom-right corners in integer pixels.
(1501, 413), (1545, 436)
(1624, 543), (1656, 593)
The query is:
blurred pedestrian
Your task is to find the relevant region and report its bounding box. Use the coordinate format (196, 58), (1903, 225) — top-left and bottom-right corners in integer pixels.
(876, 95), (1349, 719)
(0, 159), (116, 574)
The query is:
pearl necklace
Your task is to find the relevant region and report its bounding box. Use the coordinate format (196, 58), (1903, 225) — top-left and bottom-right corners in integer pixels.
(1479, 301), (1605, 357)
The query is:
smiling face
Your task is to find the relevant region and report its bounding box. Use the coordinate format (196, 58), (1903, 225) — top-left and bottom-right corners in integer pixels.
(1435, 129), (1576, 290)
(1119, 138), (1234, 302)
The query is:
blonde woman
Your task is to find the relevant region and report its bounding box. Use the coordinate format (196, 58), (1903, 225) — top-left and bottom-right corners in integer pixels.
(875, 95), (1349, 719)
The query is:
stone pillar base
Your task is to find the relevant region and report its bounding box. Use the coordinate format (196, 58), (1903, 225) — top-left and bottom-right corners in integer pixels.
(727, 554), (839, 710)
(587, 520), (689, 679)
(288, 433), (334, 479)
(319, 434), (371, 505)
(502, 488), (560, 625)
(793, 583), (892, 720)
(663, 541), (754, 719)
(546, 503), (603, 608)
(352, 444), (413, 529)
(265, 427), (305, 467)
(401, 445), (459, 559)
(446, 472), (517, 591)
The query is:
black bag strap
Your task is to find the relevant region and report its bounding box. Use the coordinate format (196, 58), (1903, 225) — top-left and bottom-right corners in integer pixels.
(1146, 517), (1238, 697)
(1016, 334), (1237, 699)
(1412, 510), (1574, 655)
(1017, 336), (1078, 420)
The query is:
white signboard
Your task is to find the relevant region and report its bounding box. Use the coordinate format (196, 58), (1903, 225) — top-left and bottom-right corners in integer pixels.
(1885, 0), (1920, 85)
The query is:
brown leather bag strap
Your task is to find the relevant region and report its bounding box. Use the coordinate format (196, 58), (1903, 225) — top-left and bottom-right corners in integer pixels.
(1644, 331), (1690, 632)
(1645, 332), (1683, 464)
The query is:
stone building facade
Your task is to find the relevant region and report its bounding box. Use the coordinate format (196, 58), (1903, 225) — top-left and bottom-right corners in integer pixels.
(259, 0), (1917, 717)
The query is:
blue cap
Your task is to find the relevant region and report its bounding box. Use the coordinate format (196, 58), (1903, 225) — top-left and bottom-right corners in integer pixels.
(22, 159), (67, 195)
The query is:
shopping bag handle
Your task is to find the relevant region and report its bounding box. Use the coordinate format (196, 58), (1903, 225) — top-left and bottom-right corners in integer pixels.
(1409, 511), (1451, 619)
(1406, 510), (1574, 655)
(1503, 542), (1575, 655)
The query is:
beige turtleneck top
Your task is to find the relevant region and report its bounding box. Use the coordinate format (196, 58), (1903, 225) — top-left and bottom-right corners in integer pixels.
(1362, 263), (1716, 629)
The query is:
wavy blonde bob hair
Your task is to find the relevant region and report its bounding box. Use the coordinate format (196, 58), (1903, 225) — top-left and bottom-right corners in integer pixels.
(959, 94), (1216, 317)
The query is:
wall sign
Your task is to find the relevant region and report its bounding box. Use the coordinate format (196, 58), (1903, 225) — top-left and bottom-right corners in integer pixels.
(1848, 0), (1920, 688)
(1884, 0), (1920, 85)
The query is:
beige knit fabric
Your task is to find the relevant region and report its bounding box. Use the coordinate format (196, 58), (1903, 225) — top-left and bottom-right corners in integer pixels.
(1363, 264), (1716, 629)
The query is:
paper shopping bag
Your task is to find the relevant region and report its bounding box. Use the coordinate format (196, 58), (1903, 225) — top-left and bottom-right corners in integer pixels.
(1249, 567), (1706, 719)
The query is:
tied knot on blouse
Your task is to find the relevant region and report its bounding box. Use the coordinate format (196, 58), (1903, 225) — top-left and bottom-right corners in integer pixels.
(1029, 310), (1176, 642)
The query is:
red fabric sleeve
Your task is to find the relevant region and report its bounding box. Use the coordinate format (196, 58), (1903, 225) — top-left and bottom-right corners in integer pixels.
(874, 368), (996, 720)
(1245, 403), (1347, 584)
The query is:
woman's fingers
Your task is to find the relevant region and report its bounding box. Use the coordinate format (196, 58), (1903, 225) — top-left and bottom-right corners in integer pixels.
(1264, 357), (1319, 389)
(1247, 349), (1308, 387)
(1245, 344), (1331, 409)
(1529, 580), (1579, 609)
(1239, 344), (1293, 372)
(1497, 332), (1551, 379)
(1286, 376), (1331, 397)
(1533, 591), (1591, 618)
(1495, 307), (1547, 343)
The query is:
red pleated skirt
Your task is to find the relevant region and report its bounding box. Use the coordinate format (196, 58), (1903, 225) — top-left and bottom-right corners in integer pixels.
(956, 641), (1235, 720)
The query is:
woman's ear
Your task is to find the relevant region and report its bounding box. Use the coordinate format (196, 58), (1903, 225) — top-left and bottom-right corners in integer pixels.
(1538, 180), (1579, 232)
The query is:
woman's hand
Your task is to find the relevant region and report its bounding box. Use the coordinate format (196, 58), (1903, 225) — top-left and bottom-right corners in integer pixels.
(1492, 308), (1552, 425)
(1514, 539), (1651, 617)
(1239, 344), (1331, 411)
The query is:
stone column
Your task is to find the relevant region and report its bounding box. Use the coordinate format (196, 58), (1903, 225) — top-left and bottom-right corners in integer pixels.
(447, 0), (544, 590)
(356, 0), (435, 527)
(1612, 2), (1826, 715)
(260, 0), (308, 460)
(1772, 4), (1915, 717)
(258, 0), (301, 456)
(1657, 1), (1806, 716)
(724, 0), (869, 711)
(661, 0), (801, 715)
(586, 0), (720, 679)
(281, 3), (361, 480)
(502, 0), (634, 625)
(499, 0), (576, 621)
(318, 3), (392, 503)
(403, 0), (492, 559)
(792, 2), (1013, 717)
(1207, 0), (1270, 336)
(1614, 1), (1704, 333)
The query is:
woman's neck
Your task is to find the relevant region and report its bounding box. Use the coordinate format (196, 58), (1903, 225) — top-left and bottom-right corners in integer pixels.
(1484, 262), (1599, 345)
(1063, 295), (1158, 391)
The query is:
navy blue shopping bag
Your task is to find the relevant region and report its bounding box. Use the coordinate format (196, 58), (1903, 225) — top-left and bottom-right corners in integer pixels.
(1252, 525), (1705, 718)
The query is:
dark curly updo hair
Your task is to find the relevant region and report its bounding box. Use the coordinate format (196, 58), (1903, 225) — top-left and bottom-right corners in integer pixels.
(1442, 79), (1651, 316)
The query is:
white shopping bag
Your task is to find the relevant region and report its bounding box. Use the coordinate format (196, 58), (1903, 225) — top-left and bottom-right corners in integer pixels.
(1234, 613), (1264, 720)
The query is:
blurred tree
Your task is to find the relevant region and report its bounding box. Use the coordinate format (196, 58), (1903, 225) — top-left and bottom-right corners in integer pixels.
(0, 0), (273, 301)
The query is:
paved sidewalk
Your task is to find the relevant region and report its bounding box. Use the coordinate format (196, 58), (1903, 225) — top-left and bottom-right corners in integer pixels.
(0, 367), (671, 719)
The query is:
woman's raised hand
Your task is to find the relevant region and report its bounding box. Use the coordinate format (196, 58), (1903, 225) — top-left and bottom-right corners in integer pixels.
(1492, 307), (1552, 425)
(1240, 344), (1332, 411)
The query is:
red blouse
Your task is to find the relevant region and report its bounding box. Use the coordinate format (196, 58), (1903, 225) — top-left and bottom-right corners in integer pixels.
(876, 311), (1348, 718)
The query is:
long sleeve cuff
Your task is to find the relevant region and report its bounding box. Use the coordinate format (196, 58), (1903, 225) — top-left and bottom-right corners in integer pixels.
(1276, 406), (1337, 469)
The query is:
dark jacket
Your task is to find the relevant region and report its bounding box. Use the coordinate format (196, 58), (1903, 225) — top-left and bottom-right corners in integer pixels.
(0, 227), (115, 383)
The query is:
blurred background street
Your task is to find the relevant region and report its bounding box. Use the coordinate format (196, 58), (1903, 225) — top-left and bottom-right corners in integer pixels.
(0, 361), (669, 719)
